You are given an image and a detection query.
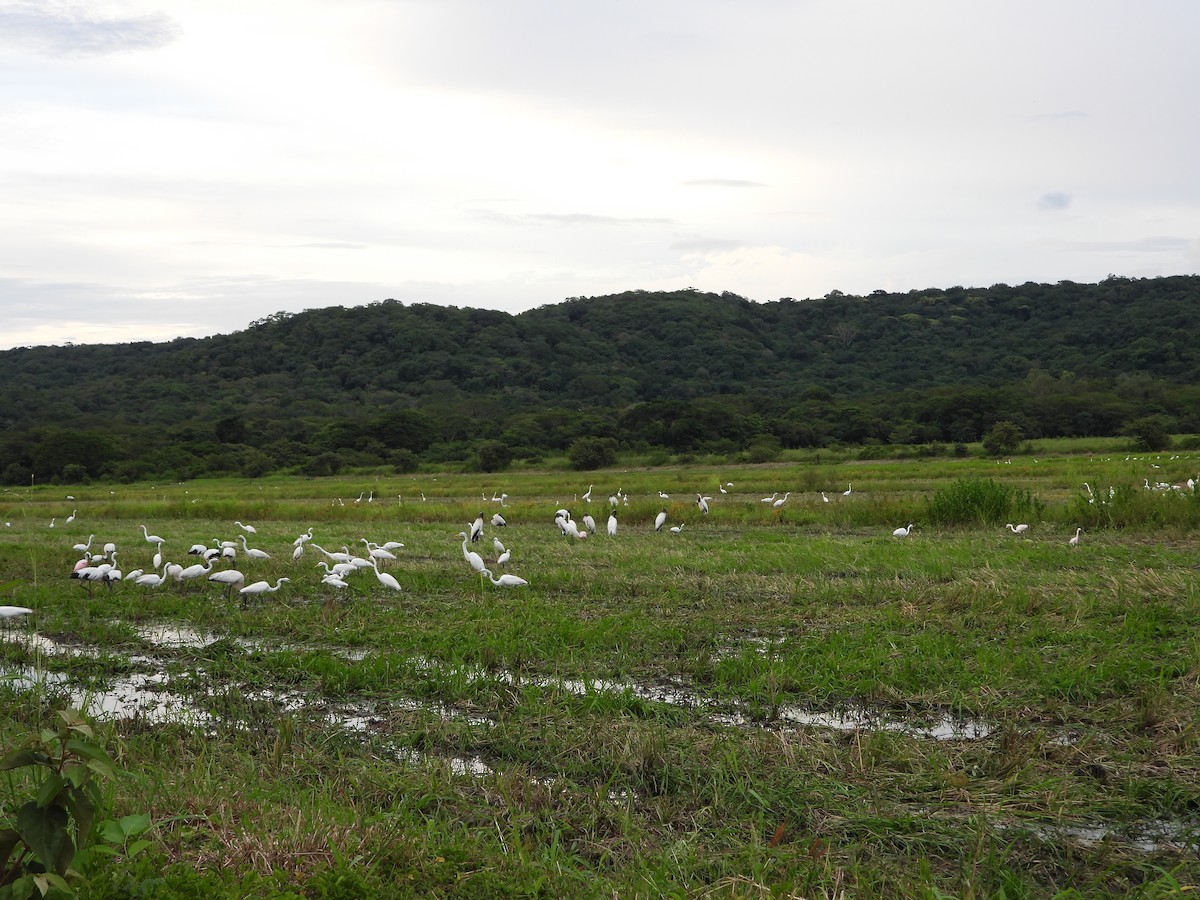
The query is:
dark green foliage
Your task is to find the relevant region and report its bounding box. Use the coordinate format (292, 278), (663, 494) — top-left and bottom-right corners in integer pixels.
(1122, 414), (1175, 451)
(982, 420), (1024, 456)
(927, 477), (1014, 525)
(1, 277), (1199, 478)
(568, 437), (617, 470)
(476, 440), (512, 473)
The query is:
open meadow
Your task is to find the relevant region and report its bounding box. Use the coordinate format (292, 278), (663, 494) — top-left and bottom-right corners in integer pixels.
(2, 448), (1199, 897)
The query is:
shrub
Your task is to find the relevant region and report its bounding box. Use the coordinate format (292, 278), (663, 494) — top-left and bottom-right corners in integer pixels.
(1123, 415), (1175, 452)
(476, 440), (512, 473)
(568, 437), (617, 471)
(927, 477), (1013, 525)
(982, 420), (1023, 456)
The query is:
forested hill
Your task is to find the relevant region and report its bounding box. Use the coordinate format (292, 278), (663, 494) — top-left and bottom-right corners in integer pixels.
(2, 275), (1198, 482)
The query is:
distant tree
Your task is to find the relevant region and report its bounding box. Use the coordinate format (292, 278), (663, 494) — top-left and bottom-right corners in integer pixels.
(477, 440), (513, 473)
(1123, 415), (1174, 452)
(568, 437), (617, 471)
(214, 414), (247, 444)
(982, 421), (1023, 456)
(301, 451), (342, 477)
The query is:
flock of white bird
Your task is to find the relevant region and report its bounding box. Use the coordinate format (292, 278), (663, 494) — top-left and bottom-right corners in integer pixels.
(28, 467), (1195, 617)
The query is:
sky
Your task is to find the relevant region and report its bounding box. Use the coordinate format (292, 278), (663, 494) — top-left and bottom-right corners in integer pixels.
(1, 1), (1198, 350)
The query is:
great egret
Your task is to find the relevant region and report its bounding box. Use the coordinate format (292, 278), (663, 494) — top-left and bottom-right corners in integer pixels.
(66, 509), (77, 524)
(493, 537), (506, 555)
(582, 484), (593, 503)
(773, 492), (790, 509)
(458, 532), (487, 574)
(178, 560), (215, 583)
(843, 483), (853, 496)
(140, 524), (164, 545)
(1, 606), (34, 618)
(234, 520), (257, 534)
(1069, 527), (1083, 546)
(239, 535), (271, 560)
(655, 508), (668, 532)
(892, 524), (914, 537)
(482, 569), (528, 588)
(496, 549), (511, 565)
(369, 558), (402, 591)
(1006, 523), (1030, 534)
(317, 560), (356, 578)
(658, 491), (670, 499)
(761, 493), (777, 503)
(607, 511), (618, 537)
(293, 528), (314, 547)
(821, 492), (830, 503)
(239, 577), (289, 598)
(73, 534), (95, 553)
(208, 569), (246, 596)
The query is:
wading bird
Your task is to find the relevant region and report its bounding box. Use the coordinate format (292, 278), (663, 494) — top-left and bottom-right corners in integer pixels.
(491, 513), (507, 527)
(208, 569), (246, 596)
(370, 557), (402, 592)
(670, 523), (685, 534)
(470, 513), (484, 543)
(773, 492), (790, 509)
(892, 524), (914, 537)
(482, 569), (528, 588)
(0, 606), (33, 619)
(140, 524), (164, 545)
(697, 494), (711, 515)
(458, 532), (487, 574)
(1069, 527), (1083, 546)
(1006, 523), (1030, 534)
(607, 510), (618, 537)
(239, 535), (271, 560)
(234, 520), (257, 534)
(239, 577), (289, 598)
(655, 508), (668, 532)
(843, 483), (853, 496)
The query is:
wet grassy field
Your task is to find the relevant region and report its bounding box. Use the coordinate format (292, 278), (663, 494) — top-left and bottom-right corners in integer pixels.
(2, 450), (1198, 897)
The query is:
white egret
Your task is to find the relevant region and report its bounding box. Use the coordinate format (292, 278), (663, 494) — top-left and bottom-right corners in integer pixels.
(239, 577), (289, 598)
(655, 508), (668, 532)
(458, 532), (487, 574)
(496, 549), (511, 565)
(892, 524), (914, 537)
(670, 523), (684, 534)
(48, 518), (55, 528)
(658, 491), (670, 499)
(482, 569), (528, 588)
(293, 528), (314, 547)
(123, 568), (144, 582)
(582, 484), (593, 503)
(0, 606), (34, 618)
(321, 573), (350, 589)
(760, 493), (777, 503)
(140, 524), (164, 545)
(1006, 523), (1030, 534)
(493, 537), (506, 555)
(317, 560), (356, 579)
(1069, 528), (1083, 546)
(822, 492), (830, 503)
(66, 509), (77, 524)
(773, 492), (790, 509)
(178, 560), (215, 583)
(362, 539), (397, 562)
(369, 558), (402, 592)
(381, 541), (405, 551)
(234, 520), (257, 534)
(292, 544), (305, 561)
(843, 483), (853, 496)
(208, 569), (246, 596)
(73, 534), (95, 553)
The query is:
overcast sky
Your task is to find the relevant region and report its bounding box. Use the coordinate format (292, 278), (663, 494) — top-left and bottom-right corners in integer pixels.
(1, 1), (1197, 350)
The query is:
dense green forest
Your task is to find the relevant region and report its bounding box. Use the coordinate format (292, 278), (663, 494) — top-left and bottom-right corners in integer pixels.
(2, 274), (1198, 482)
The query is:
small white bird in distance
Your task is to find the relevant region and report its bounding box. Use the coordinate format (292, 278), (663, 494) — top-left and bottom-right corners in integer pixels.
(1069, 527), (1083, 546)
(670, 523), (685, 534)
(234, 520), (257, 534)
(658, 491), (670, 499)
(843, 483), (853, 496)
(892, 524), (914, 537)
(773, 492), (790, 509)
(761, 493), (777, 503)
(0, 606), (33, 619)
(1006, 523), (1030, 534)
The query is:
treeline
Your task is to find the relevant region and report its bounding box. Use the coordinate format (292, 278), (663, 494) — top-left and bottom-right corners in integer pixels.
(1, 275), (1198, 482)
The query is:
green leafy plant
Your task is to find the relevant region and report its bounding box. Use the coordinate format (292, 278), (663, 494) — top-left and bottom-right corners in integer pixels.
(1, 708), (149, 899)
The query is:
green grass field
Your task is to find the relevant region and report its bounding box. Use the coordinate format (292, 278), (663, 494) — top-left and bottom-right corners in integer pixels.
(2, 449), (1198, 897)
